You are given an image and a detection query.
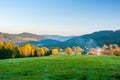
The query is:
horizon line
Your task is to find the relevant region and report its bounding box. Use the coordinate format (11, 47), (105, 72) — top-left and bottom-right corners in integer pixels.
(0, 29), (119, 36)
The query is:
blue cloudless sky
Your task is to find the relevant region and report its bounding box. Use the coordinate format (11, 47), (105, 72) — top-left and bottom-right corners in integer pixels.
(0, 0), (120, 35)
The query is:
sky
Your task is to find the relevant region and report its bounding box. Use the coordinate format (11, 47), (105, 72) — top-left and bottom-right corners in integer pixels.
(0, 0), (120, 35)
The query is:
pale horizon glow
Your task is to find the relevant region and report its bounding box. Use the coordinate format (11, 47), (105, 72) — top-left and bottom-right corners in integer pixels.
(0, 0), (120, 36)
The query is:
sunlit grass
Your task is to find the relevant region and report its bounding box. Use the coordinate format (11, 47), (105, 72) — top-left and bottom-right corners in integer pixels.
(0, 55), (120, 80)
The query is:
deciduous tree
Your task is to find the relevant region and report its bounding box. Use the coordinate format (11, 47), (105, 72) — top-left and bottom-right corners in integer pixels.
(52, 48), (58, 55)
(65, 47), (72, 55)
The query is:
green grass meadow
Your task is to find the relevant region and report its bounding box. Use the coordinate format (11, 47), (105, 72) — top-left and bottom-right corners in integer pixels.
(0, 55), (120, 80)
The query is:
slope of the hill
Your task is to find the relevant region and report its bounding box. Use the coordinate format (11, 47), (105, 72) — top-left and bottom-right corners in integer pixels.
(0, 32), (46, 43)
(0, 55), (120, 80)
(44, 30), (120, 49)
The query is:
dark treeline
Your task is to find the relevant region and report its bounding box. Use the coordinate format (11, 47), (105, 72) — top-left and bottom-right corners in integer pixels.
(0, 42), (120, 59)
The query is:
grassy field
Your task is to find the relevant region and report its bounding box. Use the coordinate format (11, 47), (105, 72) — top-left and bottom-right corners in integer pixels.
(0, 55), (120, 80)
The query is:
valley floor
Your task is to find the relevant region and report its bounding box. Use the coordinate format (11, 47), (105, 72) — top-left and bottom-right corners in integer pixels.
(0, 55), (120, 80)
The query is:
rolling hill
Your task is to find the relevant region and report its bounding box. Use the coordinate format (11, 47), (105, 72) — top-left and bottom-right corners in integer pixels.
(17, 39), (61, 46)
(1, 30), (120, 49)
(0, 32), (75, 46)
(42, 35), (75, 42)
(43, 30), (120, 49)
(0, 55), (120, 80)
(0, 32), (46, 43)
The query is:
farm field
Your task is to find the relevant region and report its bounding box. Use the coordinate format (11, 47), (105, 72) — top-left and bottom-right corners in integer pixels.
(0, 55), (120, 80)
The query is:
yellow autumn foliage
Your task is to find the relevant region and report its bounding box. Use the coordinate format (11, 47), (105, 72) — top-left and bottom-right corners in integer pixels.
(52, 49), (58, 55)
(65, 47), (72, 55)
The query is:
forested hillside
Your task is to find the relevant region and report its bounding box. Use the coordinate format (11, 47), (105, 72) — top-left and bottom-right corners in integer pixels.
(44, 30), (120, 49)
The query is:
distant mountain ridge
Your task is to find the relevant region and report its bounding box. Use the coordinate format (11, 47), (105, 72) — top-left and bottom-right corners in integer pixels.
(17, 39), (61, 46)
(42, 35), (75, 42)
(1, 30), (120, 49)
(0, 32), (46, 43)
(0, 32), (74, 45)
(43, 30), (120, 49)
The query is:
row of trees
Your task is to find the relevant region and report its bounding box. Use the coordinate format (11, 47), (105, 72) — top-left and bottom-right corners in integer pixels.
(0, 42), (50, 59)
(0, 42), (120, 59)
(101, 44), (120, 56)
(88, 44), (120, 56)
(0, 42), (84, 59)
